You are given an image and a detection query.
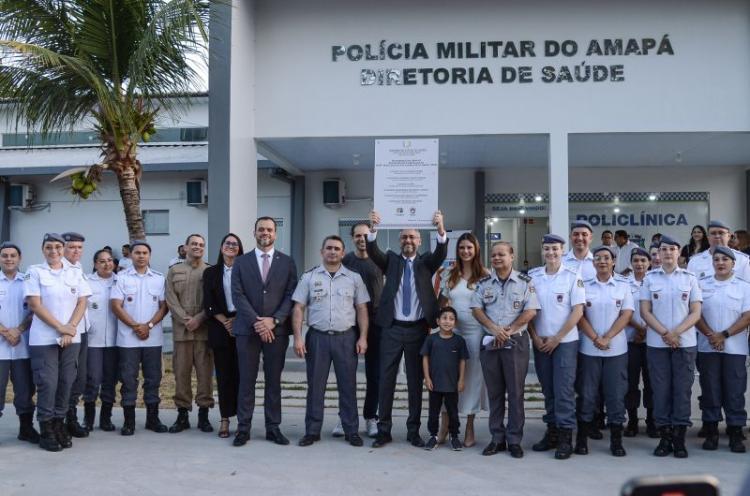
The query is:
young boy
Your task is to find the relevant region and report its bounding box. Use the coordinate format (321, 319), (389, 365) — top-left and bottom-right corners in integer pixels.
(421, 306), (469, 451)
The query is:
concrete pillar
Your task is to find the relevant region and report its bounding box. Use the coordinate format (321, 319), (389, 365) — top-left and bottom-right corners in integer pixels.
(208, 0), (258, 257)
(548, 132), (569, 236)
(474, 170), (485, 241)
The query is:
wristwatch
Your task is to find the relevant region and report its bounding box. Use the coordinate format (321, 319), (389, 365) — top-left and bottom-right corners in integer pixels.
(147, 322), (154, 329)
(722, 330), (730, 339)
(273, 318), (280, 326)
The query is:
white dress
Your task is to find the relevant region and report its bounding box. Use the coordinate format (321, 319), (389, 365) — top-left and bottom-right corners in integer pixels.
(441, 272), (488, 416)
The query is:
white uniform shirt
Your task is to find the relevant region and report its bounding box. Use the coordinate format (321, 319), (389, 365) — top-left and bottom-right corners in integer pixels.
(24, 263), (91, 346)
(581, 276), (634, 357)
(292, 265), (370, 331)
(623, 276), (646, 342)
(638, 267), (702, 348)
(688, 248), (750, 281)
(118, 257), (133, 271)
(697, 275), (750, 355)
(529, 264), (586, 343)
(615, 241), (639, 274)
(563, 249), (596, 281)
(0, 271), (31, 360)
(223, 265), (236, 312)
(87, 272), (118, 348)
(62, 258), (89, 334)
(111, 267), (165, 348)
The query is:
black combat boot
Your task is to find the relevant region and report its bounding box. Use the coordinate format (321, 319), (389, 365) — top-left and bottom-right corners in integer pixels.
(609, 424), (626, 457)
(588, 413), (604, 440)
(672, 425), (688, 458)
(38, 420), (62, 452)
(624, 409), (638, 437)
(83, 402), (96, 432)
(18, 413), (40, 443)
(554, 428), (573, 460)
(54, 417), (73, 448)
(574, 421), (589, 455)
(99, 402), (116, 432)
(197, 407), (214, 433)
(145, 404), (168, 433)
(168, 407), (191, 433)
(645, 410), (658, 438)
(121, 406), (136, 436)
(728, 426), (746, 453)
(66, 407), (89, 438)
(532, 424), (558, 452)
(653, 426), (672, 457)
(701, 421), (719, 451)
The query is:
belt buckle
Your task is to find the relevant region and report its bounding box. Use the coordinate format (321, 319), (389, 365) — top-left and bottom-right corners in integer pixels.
(327, 330), (335, 335)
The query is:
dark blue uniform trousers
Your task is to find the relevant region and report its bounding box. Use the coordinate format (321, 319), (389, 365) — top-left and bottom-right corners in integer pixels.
(647, 346), (696, 427)
(83, 346), (119, 404)
(68, 332), (88, 408)
(697, 351), (747, 426)
(0, 359), (35, 417)
(625, 342), (653, 411)
(118, 346), (162, 406)
(30, 343), (80, 421)
(576, 353), (628, 425)
(534, 340), (578, 429)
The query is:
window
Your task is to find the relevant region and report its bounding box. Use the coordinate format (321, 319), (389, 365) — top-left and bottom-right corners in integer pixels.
(142, 210), (170, 235)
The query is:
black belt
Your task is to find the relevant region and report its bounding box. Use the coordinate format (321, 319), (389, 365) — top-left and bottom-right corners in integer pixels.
(393, 319), (426, 328)
(226, 311), (237, 318)
(309, 326), (354, 336)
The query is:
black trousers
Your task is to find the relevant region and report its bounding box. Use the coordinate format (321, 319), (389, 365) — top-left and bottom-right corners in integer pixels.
(377, 323), (427, 436)
(625, 342), (653, 411)
(362, 321), (380, 420)
(236, 332), (289, 433)
(211, 338), (240, 418)
(68, 332), (88, 408)
(428, 391), (459, 437)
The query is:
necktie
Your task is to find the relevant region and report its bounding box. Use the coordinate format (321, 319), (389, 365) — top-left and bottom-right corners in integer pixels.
(261, 254), (270, 282)
(402, 259), (412, 317)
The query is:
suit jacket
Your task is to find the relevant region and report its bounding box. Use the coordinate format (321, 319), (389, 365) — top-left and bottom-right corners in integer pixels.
(202, 263), (235, 349)
(230, 249), (297, 337)
(366, 236), (448, 329)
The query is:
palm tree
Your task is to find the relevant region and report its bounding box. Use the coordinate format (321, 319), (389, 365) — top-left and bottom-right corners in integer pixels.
(0, 0), (210, 240)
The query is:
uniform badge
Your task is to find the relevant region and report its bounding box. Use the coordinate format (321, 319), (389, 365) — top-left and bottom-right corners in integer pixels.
(153, 296), (157, 302)
(557, 294), (563, 303)
(314, 281), (322, 287)
(586, 301), (592, 307)
(70, 288), (76, 294)
(513, 301), (520, 309)
(127, 296), (133, 302)
(615, 300), (622, 308)
(682, 292), (688, 301)
(700, 272), (705, 278)
(577, 279), (584, 288)
(529, 286), (535, 293)
(653, 293), (659, 300)
(92, 303), (98, 310)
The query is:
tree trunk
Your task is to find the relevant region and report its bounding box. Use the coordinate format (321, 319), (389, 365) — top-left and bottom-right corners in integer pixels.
(115, 160), (146, 241)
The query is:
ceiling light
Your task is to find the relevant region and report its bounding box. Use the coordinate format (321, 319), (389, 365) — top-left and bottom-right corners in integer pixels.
(519, 209), (526, 215)
(534, 195), (542, 202)
(613, 207), (620, 213)
(648, 194), (657, 201)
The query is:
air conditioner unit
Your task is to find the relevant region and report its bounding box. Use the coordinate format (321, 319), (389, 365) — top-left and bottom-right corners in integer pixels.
(9, 184), (34, 208)
(323, 179), (345, 207)
(186, 179), (207, 206)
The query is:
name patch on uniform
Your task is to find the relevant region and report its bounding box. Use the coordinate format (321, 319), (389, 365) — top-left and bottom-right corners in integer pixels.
(615, 300), (621, 308)
(586, 301), (592, 307)
(127, 296), (133, 302)
(700, 272), (705, 278)
(557, 294), (563, 303)
(513, 301), (520, 309)
(92, 303), (98, 309)
(314, 281), (322, 287)
(682, 292), (688, 301)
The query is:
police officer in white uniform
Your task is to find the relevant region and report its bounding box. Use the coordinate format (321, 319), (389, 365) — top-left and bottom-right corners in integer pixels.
(695, 246), (750, 453)
(111, 240), (169, 436)
(83, 248), (119, 432)
(61, 232), (90, 438)
(528, 234), (586, 460)
(563, 220), (596, 281)
(575, 245), (633, 457)
(623, 247), (657, 438)
(0, 242), (39, 444)
(25, 233), (91, 452)
(470, 241), (539, 459)
(292, 235), (369, 447)
(688, 220), (750, 280)
(640, 235), (702, 458)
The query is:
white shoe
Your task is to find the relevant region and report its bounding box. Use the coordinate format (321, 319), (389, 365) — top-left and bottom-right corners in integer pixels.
(332, 421), (345, 437)
(366, 418), (379, 438)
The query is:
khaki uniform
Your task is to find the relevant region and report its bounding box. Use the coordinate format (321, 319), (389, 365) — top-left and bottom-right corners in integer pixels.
(166, 261), (214, 410)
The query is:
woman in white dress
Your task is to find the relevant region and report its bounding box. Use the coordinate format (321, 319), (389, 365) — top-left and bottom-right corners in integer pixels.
(439, 232), (488, 447)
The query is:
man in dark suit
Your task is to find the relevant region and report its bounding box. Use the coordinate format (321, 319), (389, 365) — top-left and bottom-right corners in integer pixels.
(231, 217), (297, 447)
(367, 210), (448, 448)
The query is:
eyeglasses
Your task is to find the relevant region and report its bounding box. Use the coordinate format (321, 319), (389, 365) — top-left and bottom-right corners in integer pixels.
(223, 241), (239, 248)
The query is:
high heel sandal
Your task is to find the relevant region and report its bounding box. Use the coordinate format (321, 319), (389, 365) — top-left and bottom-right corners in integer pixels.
(219, 418), (230, 438)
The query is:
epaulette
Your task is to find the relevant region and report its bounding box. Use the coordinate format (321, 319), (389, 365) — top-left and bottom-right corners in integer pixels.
(150, 269), (163, 276)
(562, 265), (579, 275)
(700, 273), (713, 280)
(528, 267), (543, 276)
(583, 277), (596, 284)
(304, 265), (319, 274)
(518, 272), (531, 282)
(735, 276), (749, 284)
(614, 274), (629, 282)
(683, 269), (697, 277)
(478, 275), (491, 283)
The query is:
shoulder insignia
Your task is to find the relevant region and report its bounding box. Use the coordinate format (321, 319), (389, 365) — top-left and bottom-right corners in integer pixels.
(303, 265), (319, 274)
(700, 273), (713, 280)
(518, 272), (531, 282)
(151, 269), (163, 276)
(478, 275), (491, 283)
(23, 273), (31, 280)
(583, 277), (595, 284)
(614, 274), (629, 282)
(528, 267), (543, 276)
(735, 276), (750, 284)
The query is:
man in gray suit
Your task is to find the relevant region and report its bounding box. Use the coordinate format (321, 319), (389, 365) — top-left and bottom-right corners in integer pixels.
(231, 217), (297, 447)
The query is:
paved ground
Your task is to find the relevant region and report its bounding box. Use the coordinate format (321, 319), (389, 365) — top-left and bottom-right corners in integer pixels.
(0, 406), (748, 496)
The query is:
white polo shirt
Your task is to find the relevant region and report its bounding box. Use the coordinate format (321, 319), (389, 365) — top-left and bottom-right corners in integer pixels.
(580, 276), (634, 357)
(111, 267), (165, 348)
(638, 267), (702, 348)
(87, 272), (118, 348)
(0, 271), (31, 360)
(24, 262), (91, 346)
(697, 275), (750, 355)
(529, 264), (586, 343)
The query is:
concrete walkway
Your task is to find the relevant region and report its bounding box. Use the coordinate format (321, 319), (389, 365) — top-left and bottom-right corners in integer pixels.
(0, 407), (748, 496)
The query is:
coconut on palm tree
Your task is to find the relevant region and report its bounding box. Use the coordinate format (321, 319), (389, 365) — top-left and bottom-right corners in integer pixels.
(0, 0), (210, 240)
